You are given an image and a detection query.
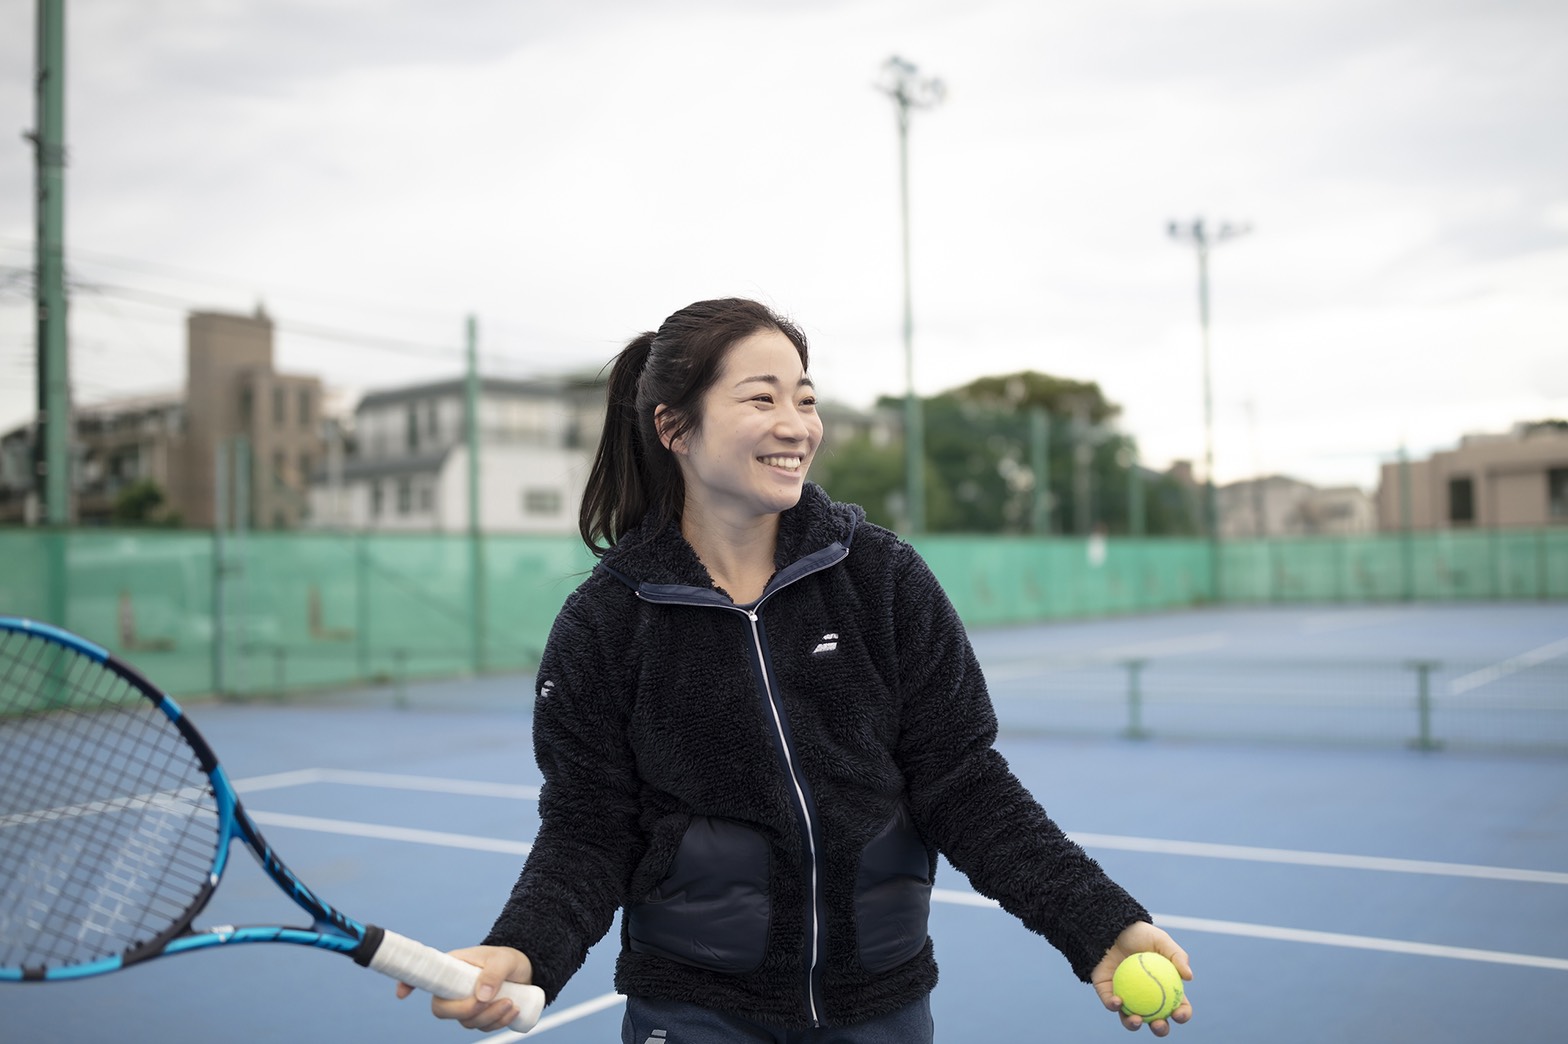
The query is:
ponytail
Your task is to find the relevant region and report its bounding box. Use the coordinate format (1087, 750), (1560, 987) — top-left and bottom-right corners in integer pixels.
(580, 333), (670, 555)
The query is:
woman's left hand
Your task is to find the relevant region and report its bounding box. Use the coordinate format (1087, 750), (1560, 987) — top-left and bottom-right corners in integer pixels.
(1090, 922), (1194, 1035)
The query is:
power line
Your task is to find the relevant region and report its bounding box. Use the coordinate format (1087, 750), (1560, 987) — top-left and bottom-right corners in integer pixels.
(71, 279), (463, 358)
(0, 236), (601, 355)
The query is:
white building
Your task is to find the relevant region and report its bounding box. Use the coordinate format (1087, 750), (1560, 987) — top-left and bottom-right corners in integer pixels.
(309, 376), (605, 533)
(1217, 475), (1376, 537)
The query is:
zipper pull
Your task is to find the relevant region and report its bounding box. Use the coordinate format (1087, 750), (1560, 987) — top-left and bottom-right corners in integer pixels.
(747, 610), (759, 622)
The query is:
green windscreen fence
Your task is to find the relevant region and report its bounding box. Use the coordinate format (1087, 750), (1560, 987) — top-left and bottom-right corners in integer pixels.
(0, 528), (596, 699)
(1217, 529), (1567, 603)
(0, 526), (1563, 698)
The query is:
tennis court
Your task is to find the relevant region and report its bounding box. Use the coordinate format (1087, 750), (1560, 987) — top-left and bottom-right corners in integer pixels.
(3, 603), (1565, 1042)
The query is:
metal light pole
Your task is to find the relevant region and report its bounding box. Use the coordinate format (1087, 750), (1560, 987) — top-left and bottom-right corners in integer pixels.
(879, 56), (944, 534)
(1168, 217), (1249, 596)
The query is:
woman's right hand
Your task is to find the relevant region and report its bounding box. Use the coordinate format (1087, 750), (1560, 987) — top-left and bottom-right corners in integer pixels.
(393, 945), (536, 1031)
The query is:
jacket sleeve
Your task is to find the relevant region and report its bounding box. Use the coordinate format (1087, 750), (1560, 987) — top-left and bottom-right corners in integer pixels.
(887, 542), (1151, 982)
(481, 587), (643, 1003)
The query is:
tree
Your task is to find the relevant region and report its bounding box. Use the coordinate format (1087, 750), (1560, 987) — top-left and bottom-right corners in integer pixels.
(814, 370), (1199, 536)
(111, 479), (182, 527)
(954, 371), (1120, 426)
(809, 435), (904, 531)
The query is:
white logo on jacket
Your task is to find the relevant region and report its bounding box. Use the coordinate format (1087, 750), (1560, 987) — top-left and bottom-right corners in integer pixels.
(812, 632), (839, 654)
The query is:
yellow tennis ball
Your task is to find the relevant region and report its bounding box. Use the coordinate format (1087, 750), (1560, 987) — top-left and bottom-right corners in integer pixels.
(1113, 952), (1184, 1022)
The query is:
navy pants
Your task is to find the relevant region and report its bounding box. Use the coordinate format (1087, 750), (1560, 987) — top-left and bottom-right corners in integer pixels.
(622, 995), (934, 1044)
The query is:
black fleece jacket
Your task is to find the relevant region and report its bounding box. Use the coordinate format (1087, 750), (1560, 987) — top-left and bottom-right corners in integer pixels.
(484, 483), (1150, 1028)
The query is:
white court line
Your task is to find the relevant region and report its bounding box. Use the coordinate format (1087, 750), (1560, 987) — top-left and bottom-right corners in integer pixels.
(235, 768), (539, 800)
(460, 895), (1568, 1040)
(1298, 609), (1410, 634)
(1150, 914), (1568, 972)
(475, 992), (628, 1041)
(1069, 832), (1568, 886)
(985, 631), (1229, 680)
(1449, 636), (1568, 695)
(238, 774), (1568, 1020)
(932, 891), (1568, 972)
(471, 897), (1568, 1039)
(249, 810), (532, 856)
(231, 768), (329, 793)
(239, 771), (1566, 885)
(1092, 631), (1231, 661)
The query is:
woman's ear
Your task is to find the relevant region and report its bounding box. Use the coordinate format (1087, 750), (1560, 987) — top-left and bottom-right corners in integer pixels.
(654, 404), (680, 453)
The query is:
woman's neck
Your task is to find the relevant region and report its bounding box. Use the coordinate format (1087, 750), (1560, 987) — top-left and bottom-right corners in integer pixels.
(680, 504), (780, 604)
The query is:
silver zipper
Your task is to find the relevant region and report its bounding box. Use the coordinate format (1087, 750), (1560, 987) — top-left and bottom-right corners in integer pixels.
(744, 606), (823, 1026)
(633, 543), (847, 1026)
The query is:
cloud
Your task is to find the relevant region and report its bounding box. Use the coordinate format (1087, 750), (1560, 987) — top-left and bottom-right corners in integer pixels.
(3, 0), (1565, 494)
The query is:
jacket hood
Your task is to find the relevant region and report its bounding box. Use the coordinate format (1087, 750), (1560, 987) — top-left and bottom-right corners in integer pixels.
(597, 482), (864, 594)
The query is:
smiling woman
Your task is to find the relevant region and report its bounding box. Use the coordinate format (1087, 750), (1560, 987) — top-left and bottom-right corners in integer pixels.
(578, 299), (815, 558)
(656, 328), (823, 599)
(397, 297), (1194, 1043)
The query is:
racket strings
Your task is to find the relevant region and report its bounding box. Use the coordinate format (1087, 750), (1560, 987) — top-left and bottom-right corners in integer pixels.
(1, 630), (220, 971)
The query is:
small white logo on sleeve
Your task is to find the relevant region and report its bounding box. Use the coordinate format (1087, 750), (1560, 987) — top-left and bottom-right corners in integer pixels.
(811, 632), (839, 655)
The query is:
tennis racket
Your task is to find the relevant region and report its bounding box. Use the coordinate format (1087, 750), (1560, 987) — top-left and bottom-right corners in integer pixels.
(0, 615), (544, 1032)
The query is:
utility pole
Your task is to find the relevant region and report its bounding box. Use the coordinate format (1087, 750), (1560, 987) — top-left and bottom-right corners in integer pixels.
(1168, 217), (1250, 596)
(32, 0), (69, 525)
(878, 55), (944, 534)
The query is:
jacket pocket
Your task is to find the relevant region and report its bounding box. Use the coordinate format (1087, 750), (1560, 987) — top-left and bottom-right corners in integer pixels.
(854, 802), (932, 973)
(626, 815), (771, 974)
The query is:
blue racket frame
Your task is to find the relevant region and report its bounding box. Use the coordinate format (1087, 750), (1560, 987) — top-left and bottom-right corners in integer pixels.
(0, 616), (382, 983)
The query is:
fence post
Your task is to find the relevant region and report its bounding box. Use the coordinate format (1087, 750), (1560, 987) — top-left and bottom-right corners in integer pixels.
(356, 533), (371, 680)
(1408, 660), (1442, 751)
(394, 647), (409, 710)
(1123, 659), (1149, 740)
(273, 646), (287, 698)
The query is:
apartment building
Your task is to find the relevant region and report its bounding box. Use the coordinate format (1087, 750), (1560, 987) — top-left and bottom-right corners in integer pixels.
(1217, 475), (1376, 538)
(1376, 423), (1568, 530)
(180, 309), (325, 529)
(0, 307), (324, 528)
(308, 375), (605, 533)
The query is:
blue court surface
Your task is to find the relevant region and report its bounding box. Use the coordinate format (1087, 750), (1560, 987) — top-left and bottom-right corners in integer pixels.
(3, 604), (1566, 1042)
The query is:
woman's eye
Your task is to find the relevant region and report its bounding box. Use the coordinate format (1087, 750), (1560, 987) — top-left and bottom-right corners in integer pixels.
(800, 397), (818, 408)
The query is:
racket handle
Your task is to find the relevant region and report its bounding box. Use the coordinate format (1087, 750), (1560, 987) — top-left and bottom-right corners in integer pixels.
(367, 928), (546, 1033)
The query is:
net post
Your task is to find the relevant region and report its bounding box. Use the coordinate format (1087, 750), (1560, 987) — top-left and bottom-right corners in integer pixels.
(1123, 658), (1149, 740)
(272, 645), (287, 699)
(1407, 660), (1442, 751)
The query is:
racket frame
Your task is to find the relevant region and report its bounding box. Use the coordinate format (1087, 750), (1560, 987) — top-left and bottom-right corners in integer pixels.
(5, 618), (440, 982)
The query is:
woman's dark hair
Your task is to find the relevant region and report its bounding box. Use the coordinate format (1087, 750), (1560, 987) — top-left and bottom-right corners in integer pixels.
(579, 297), (810, 555)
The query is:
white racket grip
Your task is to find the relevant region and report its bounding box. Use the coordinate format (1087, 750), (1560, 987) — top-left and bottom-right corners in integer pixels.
(369, 928), (545, 1033)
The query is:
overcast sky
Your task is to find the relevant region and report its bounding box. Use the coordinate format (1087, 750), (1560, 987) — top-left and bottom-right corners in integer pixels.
(2, 0), (1565, 491)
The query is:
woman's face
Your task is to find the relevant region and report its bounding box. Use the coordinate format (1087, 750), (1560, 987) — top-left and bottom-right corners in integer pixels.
(666, 328), (823, 524)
